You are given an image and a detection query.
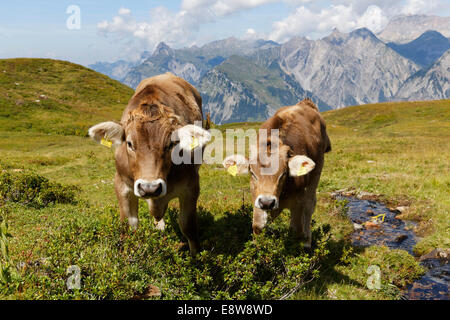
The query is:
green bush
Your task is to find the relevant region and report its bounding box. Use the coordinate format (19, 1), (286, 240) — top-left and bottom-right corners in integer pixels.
(0, 171), (79, 208)
(10, 205), (331, 300)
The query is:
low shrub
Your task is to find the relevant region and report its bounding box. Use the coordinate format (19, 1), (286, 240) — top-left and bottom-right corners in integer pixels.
(10, 205), (332, 299)
(0, 171), (79, 208)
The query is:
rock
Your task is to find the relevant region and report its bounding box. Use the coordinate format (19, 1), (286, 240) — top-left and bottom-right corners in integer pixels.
(367, 160), (375, 163)
(366, 209), (375, 215)
(395, 234), (408, 243)
(330, 188), (348, 197)
(357, 191), (377, 199)
(396, 206), (408, 213)
(353, 223), (363, 230)
(364, 221), (381, 229)
(419, 248), (450, 261)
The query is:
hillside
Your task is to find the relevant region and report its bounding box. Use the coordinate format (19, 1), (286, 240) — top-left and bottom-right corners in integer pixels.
(0, 58), (134, 135)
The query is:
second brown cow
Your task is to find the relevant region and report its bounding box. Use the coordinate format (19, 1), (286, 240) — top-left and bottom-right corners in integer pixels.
(223, 98), (331, 248)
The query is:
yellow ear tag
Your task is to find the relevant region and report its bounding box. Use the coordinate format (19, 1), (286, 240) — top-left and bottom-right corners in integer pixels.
(190, 136), (199, 150)
(227, 164), (238, 177)
(101, 138), (112, 148)
(297, 161), (311, 176)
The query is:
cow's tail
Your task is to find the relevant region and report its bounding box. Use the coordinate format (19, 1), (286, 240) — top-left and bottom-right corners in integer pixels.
(324, 133), (331, 153)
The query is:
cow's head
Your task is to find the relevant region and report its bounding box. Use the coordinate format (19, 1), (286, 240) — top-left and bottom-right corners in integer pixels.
(223, 130), (315, 233)
(89, 103), (210, 199)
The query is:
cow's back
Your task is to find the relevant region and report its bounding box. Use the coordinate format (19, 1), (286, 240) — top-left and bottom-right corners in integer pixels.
(121, 73), (203, 125)
(262, 99), (330, 164)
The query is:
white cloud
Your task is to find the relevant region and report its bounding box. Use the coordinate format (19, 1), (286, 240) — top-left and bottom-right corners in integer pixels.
(97, 1), (318, 51)
(118, 7), (131, 16)
(268, 2), (397, 42)
(97, 0), (448, 54)
(356, 5), (389, 33)
(268, 5), (360, 42)
(400, 0), (441, 15)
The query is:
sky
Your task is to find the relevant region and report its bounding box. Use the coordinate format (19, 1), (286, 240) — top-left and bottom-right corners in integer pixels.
(0, 0), (449, 66)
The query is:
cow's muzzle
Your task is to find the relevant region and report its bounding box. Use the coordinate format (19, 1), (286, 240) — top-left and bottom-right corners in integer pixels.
(134, 179), (167, 198)
(255, 195), (278, 210)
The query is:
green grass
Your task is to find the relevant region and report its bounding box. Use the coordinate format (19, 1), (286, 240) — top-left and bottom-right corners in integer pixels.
(0, 59), (448, 299)
(0, 58), (133, 136)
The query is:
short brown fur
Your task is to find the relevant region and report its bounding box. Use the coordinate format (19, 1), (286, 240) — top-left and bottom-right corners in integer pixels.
(250, 99), (331, 247)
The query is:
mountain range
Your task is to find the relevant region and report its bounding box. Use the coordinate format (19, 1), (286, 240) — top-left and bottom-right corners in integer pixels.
(90, 14), (450, 124)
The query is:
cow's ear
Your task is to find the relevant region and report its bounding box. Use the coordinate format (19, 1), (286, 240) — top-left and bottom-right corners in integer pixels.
(88, 121), (124, 147)
(175, 124), (211, 151)
(288, 155), (315, 177)
(222, 154), (249, 175)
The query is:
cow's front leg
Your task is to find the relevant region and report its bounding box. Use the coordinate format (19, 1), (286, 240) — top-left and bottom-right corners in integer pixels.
(178, 184), (201, 256)
(114, 173), (139, 229)
(300, 194), (316, 249)
(147, 198), (168, 231)
(290, 194), (316, 248)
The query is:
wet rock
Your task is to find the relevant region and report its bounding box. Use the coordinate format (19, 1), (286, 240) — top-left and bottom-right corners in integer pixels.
(364, 221), (381, 229)
(419, 249), (450, 261)
(395, 234), (408, 243)
(353, 223), (363, 230)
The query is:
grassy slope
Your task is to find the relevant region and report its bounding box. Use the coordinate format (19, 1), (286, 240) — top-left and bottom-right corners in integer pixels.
(0, 58), (134, 135)
(0, 59), (448, 299)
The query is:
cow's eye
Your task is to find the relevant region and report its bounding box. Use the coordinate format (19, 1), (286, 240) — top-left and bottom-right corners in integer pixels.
(127, 141), (134, 151)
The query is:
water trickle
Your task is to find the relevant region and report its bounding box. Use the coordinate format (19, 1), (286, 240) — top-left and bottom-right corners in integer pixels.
(333, 193), (449, 300)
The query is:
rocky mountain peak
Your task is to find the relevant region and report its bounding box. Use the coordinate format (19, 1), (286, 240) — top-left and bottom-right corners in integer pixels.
(153, 42), (174, 57)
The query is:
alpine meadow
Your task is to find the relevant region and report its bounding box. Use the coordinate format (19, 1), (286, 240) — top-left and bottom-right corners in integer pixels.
(0, 58), (448, 300)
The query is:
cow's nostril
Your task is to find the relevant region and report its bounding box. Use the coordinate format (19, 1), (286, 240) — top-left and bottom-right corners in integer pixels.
(153, 183), (162, 196)
(137, 183), (146, 197)
(258, 197), (276, 210)
(137, 181), (164, 198)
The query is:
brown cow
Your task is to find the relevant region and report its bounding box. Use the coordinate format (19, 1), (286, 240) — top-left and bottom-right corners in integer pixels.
(223, 98), (331, 248)
(88, 73), (211, 255)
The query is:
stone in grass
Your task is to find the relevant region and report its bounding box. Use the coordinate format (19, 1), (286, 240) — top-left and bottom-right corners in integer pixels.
(132, 285), (161, 299)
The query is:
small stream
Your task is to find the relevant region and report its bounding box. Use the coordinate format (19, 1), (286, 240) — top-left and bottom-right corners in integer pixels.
(333, 192), (449, 300)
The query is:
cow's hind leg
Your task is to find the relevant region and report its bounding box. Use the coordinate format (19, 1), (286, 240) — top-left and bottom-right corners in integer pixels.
(114, 173), (139, 229)
(178, 183), (201, 256)
(147, 198), (168, 231)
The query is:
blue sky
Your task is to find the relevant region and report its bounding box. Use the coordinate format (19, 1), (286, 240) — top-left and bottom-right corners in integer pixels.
(1, 0), (449, 65)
